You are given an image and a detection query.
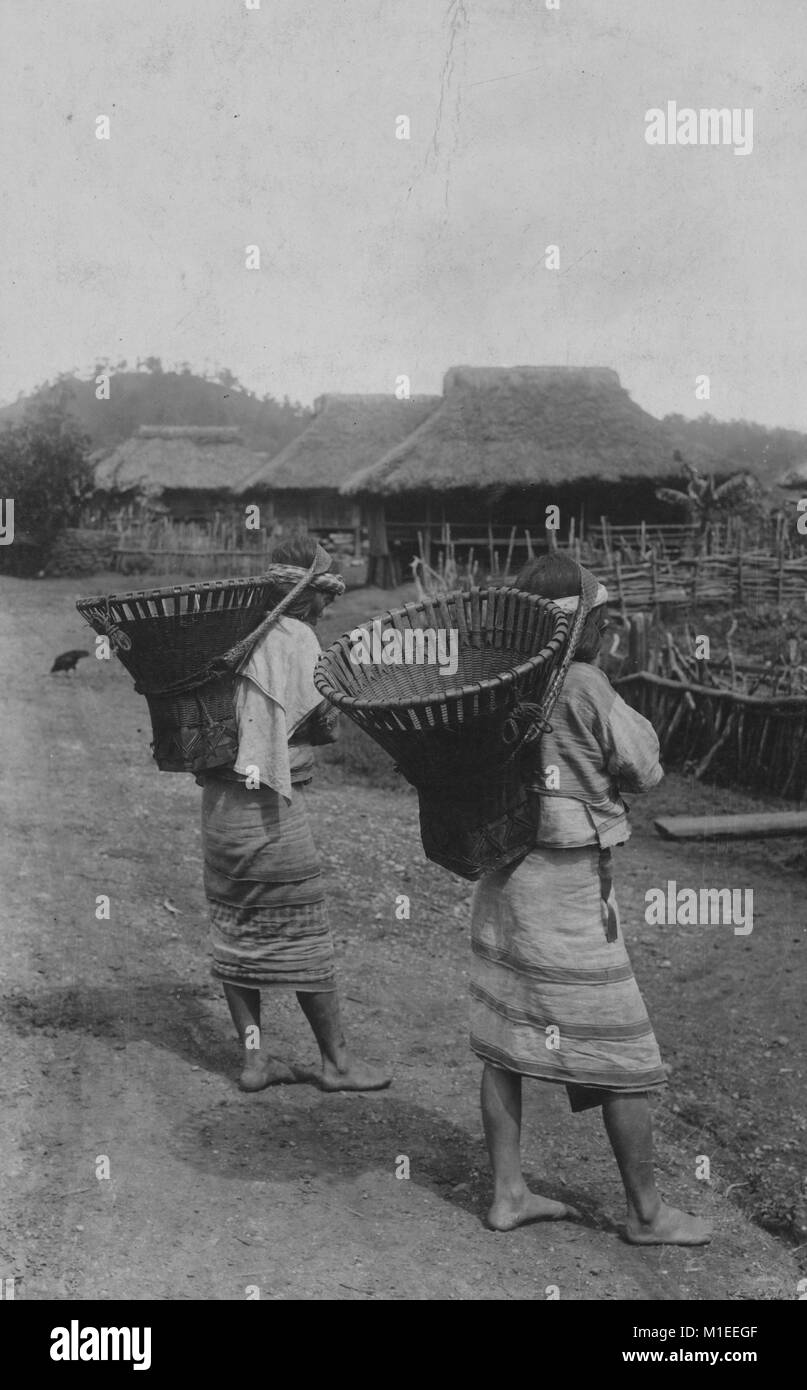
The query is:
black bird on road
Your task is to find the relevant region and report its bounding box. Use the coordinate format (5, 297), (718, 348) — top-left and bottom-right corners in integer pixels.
(50, 649), (91, 674)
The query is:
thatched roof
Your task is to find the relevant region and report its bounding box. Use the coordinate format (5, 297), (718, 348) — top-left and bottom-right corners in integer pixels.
(238, 394), (440, 494)
(93, 425), (260, 495)
(342, 366), (682, 496)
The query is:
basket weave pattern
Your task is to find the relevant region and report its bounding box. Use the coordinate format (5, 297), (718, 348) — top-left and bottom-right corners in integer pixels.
(77, 575), (280, 772)
(314, 587), (571, 878)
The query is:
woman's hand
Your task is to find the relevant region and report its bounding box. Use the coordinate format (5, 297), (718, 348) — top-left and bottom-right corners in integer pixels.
(291, 700), (340, 746)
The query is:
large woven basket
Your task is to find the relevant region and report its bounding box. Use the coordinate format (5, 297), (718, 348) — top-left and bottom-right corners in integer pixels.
(76, 574), (282, 773)
(314, 586), (573, 879)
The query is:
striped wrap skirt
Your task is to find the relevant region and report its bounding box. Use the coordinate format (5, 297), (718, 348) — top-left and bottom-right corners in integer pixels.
(470, 844), (665, 1111)
(201, 774), (336, 992)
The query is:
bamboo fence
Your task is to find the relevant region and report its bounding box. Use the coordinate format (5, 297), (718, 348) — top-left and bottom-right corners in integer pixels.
(111, 515), (266, 576)
(614, 671), (807, 800)
(98, 508), (807, 601)
(607, 617), (807, 799)
(418, 524), (807, 613)
(583, 550), (807, 612)
(115, 549), (275, 578)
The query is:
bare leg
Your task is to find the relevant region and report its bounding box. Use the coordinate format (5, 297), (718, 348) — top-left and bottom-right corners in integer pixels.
(295, 990), (391, 1091)
(602, 1092), (711, 1245)
(222, 983), (297, 1091)
(481, 1063), (579, 1230)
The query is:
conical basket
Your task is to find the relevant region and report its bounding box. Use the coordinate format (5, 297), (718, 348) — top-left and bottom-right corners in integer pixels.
(314, 586), (572, 878)
(76, 574), (281, 773)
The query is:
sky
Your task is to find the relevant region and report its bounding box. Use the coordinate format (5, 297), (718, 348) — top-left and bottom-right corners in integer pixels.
(2, 0), (806, 428)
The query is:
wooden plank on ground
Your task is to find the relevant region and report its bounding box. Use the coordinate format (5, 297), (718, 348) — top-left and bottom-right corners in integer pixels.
(654, 811), (807, 841)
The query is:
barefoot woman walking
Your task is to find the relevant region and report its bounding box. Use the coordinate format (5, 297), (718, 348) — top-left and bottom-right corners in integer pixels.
(200, 536), (390, 1094)
(472, 554), (709, 1246)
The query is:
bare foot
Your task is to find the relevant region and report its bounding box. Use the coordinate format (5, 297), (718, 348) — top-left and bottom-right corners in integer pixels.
(238, 1055), (299, 1092)
(487, 1190), (582, 1232)
(625, 1202), (711, 1246)
(319, 1060), (392, 1092)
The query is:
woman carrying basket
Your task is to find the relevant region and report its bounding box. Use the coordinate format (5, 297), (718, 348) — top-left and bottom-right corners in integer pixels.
(471, 553), (710, 1246)
(200, 535), (390, 1094)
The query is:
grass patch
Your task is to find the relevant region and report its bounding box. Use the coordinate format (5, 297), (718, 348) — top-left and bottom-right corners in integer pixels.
(319, 716), (405, 790)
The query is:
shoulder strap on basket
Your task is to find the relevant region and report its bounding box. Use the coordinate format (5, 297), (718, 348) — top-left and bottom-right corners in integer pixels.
(134, 553), (326, 699)
(536, 563), (601, 727)
(490, 565), (603, 761)
(225, 553), (323, 674)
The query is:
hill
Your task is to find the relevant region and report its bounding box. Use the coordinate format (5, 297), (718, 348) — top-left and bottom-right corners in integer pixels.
(663, 412), (807, 483)
(0, 361), (311, 458)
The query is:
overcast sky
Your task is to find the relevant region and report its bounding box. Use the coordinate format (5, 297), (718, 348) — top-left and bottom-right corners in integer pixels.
(2, 0), (806, 428)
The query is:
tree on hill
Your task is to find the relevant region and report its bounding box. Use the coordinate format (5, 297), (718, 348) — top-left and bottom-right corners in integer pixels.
(0, 364), (311, 458)
(0, 392), (94, 574)
(663, 412), (807, 482)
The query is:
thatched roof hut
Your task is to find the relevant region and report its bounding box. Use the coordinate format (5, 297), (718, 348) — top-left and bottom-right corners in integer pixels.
(94, 425), (260, 518)
(340, 366), (695, 584)
(342, 366), (679, 495)
(240, 394), (441, 493)
(236, 393), (440, 532)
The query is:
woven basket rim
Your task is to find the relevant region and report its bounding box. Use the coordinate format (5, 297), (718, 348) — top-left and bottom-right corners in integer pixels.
(315, 586), (569, 714)
(76, 570), (278, 613)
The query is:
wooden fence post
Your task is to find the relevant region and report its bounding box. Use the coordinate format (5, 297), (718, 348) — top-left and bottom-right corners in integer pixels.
(628, 611), (649, 674)
(423, 500), (432, 567)
(505, 525), (516, 576)
(615, 552), (627, 621)
(600, 516), (612, 564)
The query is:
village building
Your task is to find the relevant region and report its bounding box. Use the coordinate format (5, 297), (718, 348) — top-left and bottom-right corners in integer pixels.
(341, 366), (695, 584)
(236, 393), (440, 554)
(92, 425), (261, 522)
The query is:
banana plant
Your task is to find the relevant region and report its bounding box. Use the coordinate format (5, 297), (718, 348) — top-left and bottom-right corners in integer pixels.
(656, 458), (763, 535)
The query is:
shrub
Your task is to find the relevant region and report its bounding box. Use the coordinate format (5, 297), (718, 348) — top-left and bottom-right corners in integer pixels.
(0, 394), (94, 574)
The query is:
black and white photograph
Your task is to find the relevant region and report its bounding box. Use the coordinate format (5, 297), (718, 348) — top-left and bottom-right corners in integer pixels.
(1, 0), (805, 1338)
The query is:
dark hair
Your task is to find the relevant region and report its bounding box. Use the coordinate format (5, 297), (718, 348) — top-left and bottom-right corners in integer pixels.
(514, 552), (606, 664)
(572, 607), (608, 663)
(266, 533), (332, 622)
(271, 534), (326, 570)
(515, 552), (580, 601)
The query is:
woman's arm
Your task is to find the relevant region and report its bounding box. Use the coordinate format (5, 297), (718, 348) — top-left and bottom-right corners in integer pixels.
(290, 699), (340, 746)
(596, 692), (664, 794)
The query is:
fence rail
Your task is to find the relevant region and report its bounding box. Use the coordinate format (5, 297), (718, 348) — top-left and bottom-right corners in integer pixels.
(615, 671), (807, 800)
(598, 551), (807, 612)
(112, 548), (274, 578)
(411, 537), (807, 612)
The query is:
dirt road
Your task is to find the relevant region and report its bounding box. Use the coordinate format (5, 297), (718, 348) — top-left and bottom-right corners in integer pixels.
(1, 575), (804, 1300)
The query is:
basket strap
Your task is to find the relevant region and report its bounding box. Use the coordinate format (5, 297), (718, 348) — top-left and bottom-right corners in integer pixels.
(501, 701), (553, 752)
(226, 552), (325, 672)
(484, 565), (600, 797)
(535, 564), (601, 727)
